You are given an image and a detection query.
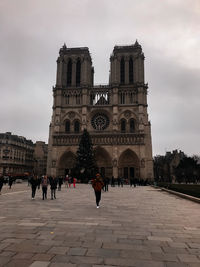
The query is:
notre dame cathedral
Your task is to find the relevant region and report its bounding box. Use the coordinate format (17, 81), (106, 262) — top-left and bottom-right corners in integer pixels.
(47, 41), (154, 180)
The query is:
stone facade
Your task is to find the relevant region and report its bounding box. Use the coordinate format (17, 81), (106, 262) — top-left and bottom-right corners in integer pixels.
(33, 141), (48, 176)
(47, 41), (154, 180)
(0, 132), (34, 176)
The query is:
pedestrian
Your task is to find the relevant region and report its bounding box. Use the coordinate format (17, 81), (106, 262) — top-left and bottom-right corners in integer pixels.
(30, 175), (38, 199)
(41, 175), (48, 200)
(92, 173), (104, 208)
(0, 175), (4, 195)
(117, 177), (121, 187)
(58, 176), (63, 191)
(8, 176), (13, 189)
(69, 176), (73, 188)
(73, 177), (76, 188)
(65, 175), (69, 188)
(121, 177), (124, 187)
(104, 177), (109, 192)
(50, 176), (58, 199)
(111, 176), (115, 187)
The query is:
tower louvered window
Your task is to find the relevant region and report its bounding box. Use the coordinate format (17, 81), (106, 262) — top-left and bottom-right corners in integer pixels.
(120, 58), (125, 84)
(76, 59), (81, 86)
(67, 59), (72, 86)
(129, 58), (133, 83)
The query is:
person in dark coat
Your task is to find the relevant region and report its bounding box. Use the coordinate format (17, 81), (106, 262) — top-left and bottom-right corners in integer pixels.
(92, 173), (104, 208)
(8, 176), (13, 189)
(30, 175), (38, 199)
(111, 176), (115, 187)
(58, 176), (63, 191)
(41, 175), (49, 200)
(0, 176), (4, 194)
(49, 176), (58, 199)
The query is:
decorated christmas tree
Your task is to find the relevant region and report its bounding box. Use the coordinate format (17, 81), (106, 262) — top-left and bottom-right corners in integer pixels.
(73, 129), (97, 183)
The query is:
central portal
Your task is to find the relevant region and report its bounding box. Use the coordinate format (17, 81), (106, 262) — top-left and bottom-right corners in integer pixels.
(118, 149), (140, 179)
(94, 146), (112, 178)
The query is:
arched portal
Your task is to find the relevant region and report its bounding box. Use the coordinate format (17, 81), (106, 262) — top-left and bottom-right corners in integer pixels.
(94, 147), (112, 178)
(118, 149), (140, 179)
(57, 151), (76, 177)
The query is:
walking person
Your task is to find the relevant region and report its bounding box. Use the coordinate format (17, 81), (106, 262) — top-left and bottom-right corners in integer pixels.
(104, 177), (109, 192)
(0, 175), (4, 195)
(92, 173), (104, 208)
(73, 177), (76, 188)
(58, 176), (63, 191)
(41, 175), (48, 200)
(50, 176), (58, 199)
(65, 175), (69, 188)
(8, 176), (13, 189)
(111, 176), (115, 187)
(30, 175), (38, 200)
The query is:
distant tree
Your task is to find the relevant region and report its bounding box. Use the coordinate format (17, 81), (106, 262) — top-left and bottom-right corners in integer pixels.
(174, 156), (198, 183)
(73, 129), (97, 183)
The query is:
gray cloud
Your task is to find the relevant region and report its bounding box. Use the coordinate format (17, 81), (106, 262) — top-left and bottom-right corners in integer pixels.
(0, 0), (200, 156)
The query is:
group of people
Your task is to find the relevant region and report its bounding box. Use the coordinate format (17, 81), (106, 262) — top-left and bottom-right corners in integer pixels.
(0, 175), (15, 194)
(29, 175), (77, 200)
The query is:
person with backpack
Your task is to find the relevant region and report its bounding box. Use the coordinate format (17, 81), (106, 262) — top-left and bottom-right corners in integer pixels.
(92, 173), (104, 208)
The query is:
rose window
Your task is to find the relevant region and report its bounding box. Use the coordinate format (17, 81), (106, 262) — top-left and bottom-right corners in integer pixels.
(91, 113), (109, 131)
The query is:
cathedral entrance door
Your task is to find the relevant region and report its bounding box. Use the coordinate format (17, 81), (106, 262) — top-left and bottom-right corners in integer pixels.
(123, 167), (135, 179)
(119, 149), (139, 180)
(58, 151), (76, 177)
(94, 147), (112, 178)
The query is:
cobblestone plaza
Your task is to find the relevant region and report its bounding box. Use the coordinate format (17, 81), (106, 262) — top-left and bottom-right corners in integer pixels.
(0, 184), (200, 267)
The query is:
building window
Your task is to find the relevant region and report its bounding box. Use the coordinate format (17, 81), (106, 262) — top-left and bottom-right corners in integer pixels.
(76, 59), (81, 86)
(120, 57), (125, 84)
(65, 120), (70, 132)
(74, 121), (80, 133)
(75, 94), (81, 105)
(129, 58), (133, 83)
(130, 119), (135, 132)
(121, 119), (126, 132)
(67, 59), (72, 86)
(120, 92), (125, 104)
(66, 95), (70, 104)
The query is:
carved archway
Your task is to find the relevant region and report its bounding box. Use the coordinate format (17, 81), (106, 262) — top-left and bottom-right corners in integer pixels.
(94, 146), (112, 178)
(57, 151), (76, 177)
(118, 149), (140, 179)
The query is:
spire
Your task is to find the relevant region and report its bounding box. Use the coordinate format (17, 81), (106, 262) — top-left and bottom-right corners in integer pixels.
(59, 43), (67, 55)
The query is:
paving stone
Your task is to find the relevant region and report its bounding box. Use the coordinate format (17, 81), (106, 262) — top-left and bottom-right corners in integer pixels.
(13, 252), (34, 259)
(47, 246), (69, 255)
(29, 261), (50, 267)
(31, 253), (55, 261)
(177, 254), (200, 263)
(49, 263), (76, 267)
(86, 248), (120, 258)
(5, 259), (33, 267)
(68, 247), (87, 256)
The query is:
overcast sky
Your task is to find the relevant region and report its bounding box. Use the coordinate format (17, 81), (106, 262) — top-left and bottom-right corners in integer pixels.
(0, 0), (200, 156)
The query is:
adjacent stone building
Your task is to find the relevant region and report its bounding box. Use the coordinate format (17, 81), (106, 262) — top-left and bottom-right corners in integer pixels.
(0, 132), (34, 176)
(33, 141), (48, 176)
(47, 41), (153, 180)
